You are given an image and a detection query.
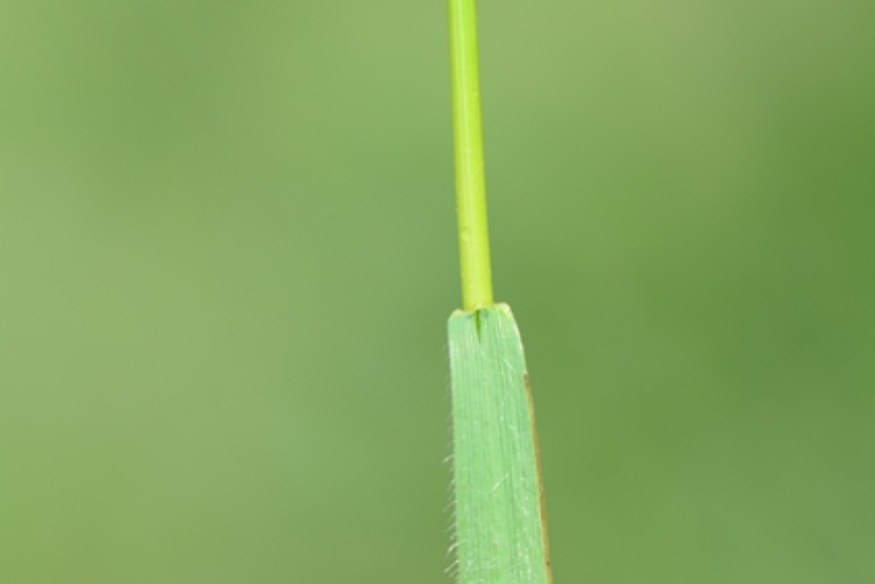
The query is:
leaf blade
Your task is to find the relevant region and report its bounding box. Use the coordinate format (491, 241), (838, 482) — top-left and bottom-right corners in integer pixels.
(449, 304), (552, 584)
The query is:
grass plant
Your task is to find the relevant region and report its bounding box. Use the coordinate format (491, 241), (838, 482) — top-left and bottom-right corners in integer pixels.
(446, 0), (553, 582)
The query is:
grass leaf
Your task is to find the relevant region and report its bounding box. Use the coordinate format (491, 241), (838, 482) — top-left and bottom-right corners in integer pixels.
(448, 304), (553, 584)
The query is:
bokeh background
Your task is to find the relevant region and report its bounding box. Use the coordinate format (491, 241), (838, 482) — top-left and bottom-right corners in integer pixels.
(1, 1), (873, 583)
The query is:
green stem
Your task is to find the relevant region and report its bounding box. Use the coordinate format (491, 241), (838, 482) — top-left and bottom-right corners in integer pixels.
(448, 0), (494, 311)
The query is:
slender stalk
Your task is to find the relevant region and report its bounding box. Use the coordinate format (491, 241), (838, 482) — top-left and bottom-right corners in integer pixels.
(448, 0), (494, 311)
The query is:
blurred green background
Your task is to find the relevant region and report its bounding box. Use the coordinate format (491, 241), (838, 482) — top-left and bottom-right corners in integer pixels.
(1, 1), (873, 583)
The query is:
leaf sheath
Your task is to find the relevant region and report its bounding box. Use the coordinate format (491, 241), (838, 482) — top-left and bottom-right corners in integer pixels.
(448, 304), (552, 584)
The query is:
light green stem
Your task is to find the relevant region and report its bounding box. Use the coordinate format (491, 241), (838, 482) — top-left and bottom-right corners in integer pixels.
(448, 0), (494, 311)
